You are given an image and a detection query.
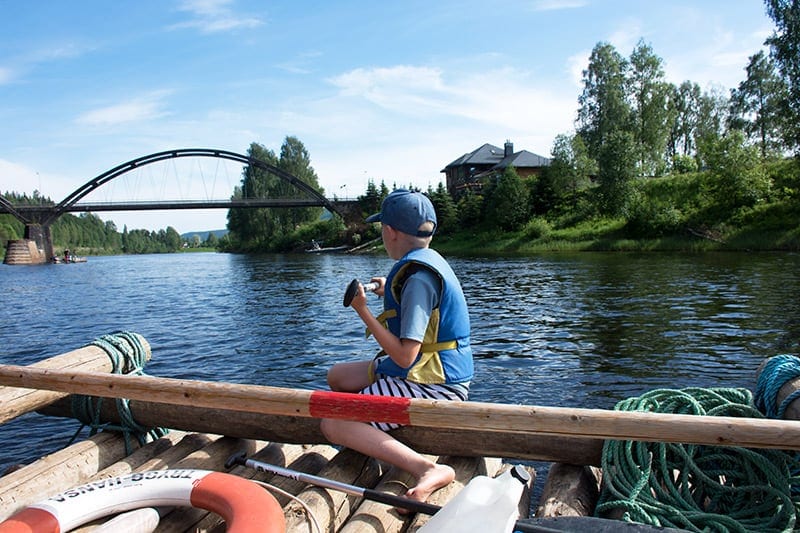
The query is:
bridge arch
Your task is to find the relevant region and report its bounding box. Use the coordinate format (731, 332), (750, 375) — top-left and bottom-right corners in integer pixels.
(44, 148), (343, 225)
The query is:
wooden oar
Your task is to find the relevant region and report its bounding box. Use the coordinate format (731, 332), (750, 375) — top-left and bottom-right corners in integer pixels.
(1, 364), (799, 450)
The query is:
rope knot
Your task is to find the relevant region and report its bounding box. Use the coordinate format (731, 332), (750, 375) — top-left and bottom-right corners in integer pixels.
(69, 331), (168, 453)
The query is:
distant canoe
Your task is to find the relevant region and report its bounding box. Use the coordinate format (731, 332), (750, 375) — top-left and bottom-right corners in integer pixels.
(305, 245), (349, 254)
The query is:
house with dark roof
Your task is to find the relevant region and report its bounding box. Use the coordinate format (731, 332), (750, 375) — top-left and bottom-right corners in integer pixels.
(441, 140), (551, 197)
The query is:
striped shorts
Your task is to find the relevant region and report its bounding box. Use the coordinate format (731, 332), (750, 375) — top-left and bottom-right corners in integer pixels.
(361, 374), (470, 432)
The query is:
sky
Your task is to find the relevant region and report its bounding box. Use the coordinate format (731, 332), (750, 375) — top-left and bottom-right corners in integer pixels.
(0, 0), (775, 234)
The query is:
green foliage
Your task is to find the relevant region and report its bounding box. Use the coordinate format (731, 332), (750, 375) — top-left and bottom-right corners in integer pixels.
(671, 154), (699, 174)
(457, 189), (483, 228)
(577, 42), (632, 160)
(0, 216), (22, 244)
(766, 157), (800, 200)
(539, 133), (595, 214)
(668, 81), (702, 158)
(597, 131), (638, 216)
(274, 218), (346, 252)
(729, 50), (789, 158)
(484, 167), (530, 231)
(522, 217), (552, 239)
(629, 39), (672, 176)
(358, 180), (387, 220)
(765, 0), (800, 153)
(226, 137), (325, 252)
(625, 187), (683, 237)
(703, 130), (771, 213)
(120, 224), (182, 254)
(428, 182), (458, 235)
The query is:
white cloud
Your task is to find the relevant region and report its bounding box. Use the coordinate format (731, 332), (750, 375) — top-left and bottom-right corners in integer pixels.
(170, 0), (263, 33)
(0, 158), (76, 200)
(76, 91), (172, 126)
(0, 159), (40, 194)
(327, 64), (574, 137)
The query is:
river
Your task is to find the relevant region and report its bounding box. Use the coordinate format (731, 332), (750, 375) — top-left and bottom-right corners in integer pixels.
(1, 251), (798, 478)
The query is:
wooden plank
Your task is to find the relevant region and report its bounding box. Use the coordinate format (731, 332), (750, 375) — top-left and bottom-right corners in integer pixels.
(0, 333), (151, 425)
(535, 463), (601, 518)
(0, 432), (133, 521)
(5, 365), (800, 451)
(282, 448), (382, 533)
(338, 458), (438, 533)
(39, 397), (604, 465)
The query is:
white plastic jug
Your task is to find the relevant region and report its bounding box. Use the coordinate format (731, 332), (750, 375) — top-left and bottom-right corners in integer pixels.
(419, 465), (530, 533)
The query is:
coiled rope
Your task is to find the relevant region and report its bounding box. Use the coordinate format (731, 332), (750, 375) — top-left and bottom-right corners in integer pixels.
(70, 331), (169, 453)
(754, 355), (800, 419)
(595, 387), (800, 532)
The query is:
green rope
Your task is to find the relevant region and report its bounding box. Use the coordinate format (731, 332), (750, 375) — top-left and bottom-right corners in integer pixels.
(755, 355), (800, 420)
(69, 331), (169, 453)
(595, 387), (800, 532)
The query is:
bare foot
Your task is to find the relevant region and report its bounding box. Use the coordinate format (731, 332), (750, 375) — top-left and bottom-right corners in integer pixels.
(405, 463), (455, 504)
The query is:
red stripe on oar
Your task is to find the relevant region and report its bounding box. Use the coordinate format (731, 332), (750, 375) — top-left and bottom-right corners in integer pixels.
(309, 391), (411, 425)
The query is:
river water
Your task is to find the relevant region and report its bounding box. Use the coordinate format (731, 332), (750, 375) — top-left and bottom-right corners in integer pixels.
(1, 251), (799, 477)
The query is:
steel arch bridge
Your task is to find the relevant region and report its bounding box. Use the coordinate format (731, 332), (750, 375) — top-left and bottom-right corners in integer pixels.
(1, 148), (357, 263)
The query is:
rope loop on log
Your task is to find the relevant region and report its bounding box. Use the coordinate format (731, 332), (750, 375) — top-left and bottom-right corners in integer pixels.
(69, 331), (168, 452)
(754, 354), (800, 419)
(596, 387), (800, 532)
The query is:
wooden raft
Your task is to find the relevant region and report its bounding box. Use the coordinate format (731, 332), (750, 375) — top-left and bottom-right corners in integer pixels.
(0, 335), (539, 532)
(0, 431), (536, 531)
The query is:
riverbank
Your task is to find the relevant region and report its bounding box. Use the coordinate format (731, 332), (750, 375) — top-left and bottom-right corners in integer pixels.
(433, 214), (800, 255)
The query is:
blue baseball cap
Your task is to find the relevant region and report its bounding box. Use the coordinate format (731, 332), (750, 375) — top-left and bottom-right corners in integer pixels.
(365, 189), (437, 237)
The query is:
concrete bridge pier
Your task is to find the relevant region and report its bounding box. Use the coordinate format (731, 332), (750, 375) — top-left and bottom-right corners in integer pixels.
(3, 224), (52, 265)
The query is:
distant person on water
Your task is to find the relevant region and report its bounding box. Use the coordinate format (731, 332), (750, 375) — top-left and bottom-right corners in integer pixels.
(321, 189), (473, 508)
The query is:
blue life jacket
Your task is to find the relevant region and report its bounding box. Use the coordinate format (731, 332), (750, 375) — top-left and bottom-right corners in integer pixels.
(373, 248), (473, 384)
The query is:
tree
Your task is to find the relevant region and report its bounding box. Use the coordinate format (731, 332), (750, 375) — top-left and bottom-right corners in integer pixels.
(668, 81), (702, 159)
(457, 189), (483, 228)
(278, 136), (324, 231)
(729, 50), (789, 158)
(577, 42), (632, 160)
(428, 182), (458, 235)
(703, 130), (770, 213)
(597, 131), (637, 216)
(359, 180), (384, 218)
(485, 167), (529, 231)
(765, 0), (800, 152)
(628, 40), (671, 176)
(695, 86), (731, 168)
(227, 142), (279, 249)
(226, 137), (325, 251)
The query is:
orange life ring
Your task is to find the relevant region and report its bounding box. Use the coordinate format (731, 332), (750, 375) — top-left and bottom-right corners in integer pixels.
(0, 469), (285, 533)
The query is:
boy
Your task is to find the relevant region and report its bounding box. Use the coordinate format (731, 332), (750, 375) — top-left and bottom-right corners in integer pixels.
(320, 189), (473, 506)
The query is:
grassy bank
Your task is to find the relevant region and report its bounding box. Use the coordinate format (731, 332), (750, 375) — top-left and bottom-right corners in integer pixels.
(433, 205), (800, 255)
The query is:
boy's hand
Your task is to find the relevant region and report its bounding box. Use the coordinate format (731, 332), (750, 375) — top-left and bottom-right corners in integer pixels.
(349, 283), (368, 311)
(370, 277), (386, 297)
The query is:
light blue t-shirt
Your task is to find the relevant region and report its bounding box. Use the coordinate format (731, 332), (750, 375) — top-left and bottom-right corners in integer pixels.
(398, 266), (442, 342)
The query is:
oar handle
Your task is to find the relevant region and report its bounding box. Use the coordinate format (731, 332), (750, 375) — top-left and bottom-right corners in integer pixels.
(228, 452), (439, 514)
(343, 279), (380, 307)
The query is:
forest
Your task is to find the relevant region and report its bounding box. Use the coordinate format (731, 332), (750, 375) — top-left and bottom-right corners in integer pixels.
(2, 0), (799, 257)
